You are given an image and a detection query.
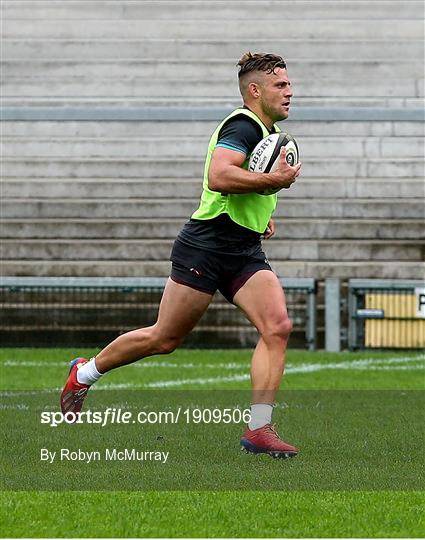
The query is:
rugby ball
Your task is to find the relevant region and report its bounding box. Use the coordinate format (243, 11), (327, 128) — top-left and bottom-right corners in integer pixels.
(248, 132), (299, 195)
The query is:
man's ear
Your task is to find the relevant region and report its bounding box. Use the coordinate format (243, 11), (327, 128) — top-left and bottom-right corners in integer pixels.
(248, 81), (261, 99)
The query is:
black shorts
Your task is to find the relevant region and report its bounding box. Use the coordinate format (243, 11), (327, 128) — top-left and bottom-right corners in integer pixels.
(170, 238), (273, 303)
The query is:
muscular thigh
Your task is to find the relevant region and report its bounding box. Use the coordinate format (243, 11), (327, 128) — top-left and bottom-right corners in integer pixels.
(154, 278), (213, 341)
(232, 270), (289, 333)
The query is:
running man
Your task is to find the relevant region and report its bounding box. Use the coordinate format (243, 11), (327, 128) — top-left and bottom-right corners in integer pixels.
(61, 52), (302, 458)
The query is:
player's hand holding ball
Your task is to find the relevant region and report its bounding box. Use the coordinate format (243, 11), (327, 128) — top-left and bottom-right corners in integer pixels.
(272, 146), (302, 190)
(249, 133), (301, 195)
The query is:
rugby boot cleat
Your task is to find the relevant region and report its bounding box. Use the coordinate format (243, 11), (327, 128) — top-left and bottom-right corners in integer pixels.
(60, 357), (91, 415)
(240, 423), (299, 459)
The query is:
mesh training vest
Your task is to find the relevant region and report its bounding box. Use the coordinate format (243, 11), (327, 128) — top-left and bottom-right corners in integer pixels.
(191, 108), (281, 233)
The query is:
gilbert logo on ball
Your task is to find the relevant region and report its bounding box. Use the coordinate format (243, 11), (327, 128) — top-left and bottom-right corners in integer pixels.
(248, 132), (299, 195)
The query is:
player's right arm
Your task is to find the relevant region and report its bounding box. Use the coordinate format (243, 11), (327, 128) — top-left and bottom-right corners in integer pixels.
(208, 146), (301, 194)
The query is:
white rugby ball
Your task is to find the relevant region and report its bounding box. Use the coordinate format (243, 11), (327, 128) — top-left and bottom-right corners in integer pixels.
(248, 132), (299, 195)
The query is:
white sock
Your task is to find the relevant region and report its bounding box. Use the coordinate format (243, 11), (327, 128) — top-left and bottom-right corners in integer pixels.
(76, 357), (103, 385)
(248, 403), (273, 431)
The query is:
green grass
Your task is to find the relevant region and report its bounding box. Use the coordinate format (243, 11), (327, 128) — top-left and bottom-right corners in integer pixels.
(4, 491), (424, 538)
(1, 348), (424, 538)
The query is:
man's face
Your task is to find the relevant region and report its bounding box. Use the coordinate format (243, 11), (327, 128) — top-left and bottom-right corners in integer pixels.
(258, 68), (293, 121)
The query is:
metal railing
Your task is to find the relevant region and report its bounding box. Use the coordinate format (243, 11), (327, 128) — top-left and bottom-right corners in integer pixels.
(0, 276), (317, 349)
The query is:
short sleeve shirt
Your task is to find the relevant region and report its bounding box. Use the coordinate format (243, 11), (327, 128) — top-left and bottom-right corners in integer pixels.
(215, 114), (266, 156)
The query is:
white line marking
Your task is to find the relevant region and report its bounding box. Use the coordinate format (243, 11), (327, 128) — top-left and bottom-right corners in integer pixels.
(139, 373), (251, 389)
(287, 355), (425, 374)
(97, 355), (425, 389)
(0, 360), (248, 369)
(106, 366), (425, 389)
(1, 355), (424, 370)
(0, 403), (29, 410)
(0, 355), (423, 396)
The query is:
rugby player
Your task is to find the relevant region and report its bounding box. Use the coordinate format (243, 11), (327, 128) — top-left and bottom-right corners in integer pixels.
(61, 52), (302, 458)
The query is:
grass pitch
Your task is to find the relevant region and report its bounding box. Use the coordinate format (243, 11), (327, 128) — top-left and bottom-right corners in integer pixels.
(1, 348), (424, 538)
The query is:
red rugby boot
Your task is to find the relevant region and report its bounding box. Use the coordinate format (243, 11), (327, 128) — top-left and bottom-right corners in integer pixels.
(60, 357), (91, 415)
(240, 423), (299, 459)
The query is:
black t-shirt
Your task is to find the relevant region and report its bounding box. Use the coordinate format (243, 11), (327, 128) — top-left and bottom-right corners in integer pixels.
(215, 113), (265, 155)
(178, 112), (276, 254)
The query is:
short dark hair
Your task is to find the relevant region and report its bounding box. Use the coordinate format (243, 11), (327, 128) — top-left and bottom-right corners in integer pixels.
(237, 52), (287, 78)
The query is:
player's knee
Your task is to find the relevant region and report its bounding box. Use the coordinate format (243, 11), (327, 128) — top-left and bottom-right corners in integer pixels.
(132, 327), (181, 356)
(263, 316), (293, 343)
(155, 336), (181, 355)
(282, 317), (293, 338)
(145, 324), (183, 355)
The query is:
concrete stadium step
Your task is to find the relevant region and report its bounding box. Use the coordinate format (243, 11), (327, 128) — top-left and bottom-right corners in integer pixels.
(4, 120), (423, 138)
(5, 1), (422, 21)
(3, 157), (423, 179)
(3, 178), (423, 200)
(3, 0), (422, 286)
(3, 198), (423, 219)
(4, 39), (423, 61)
(5, 60), (422, 79)
(4, 136), (424, 159)
(2, 239), (423, 262)
(2, 218), (423, 241)
(6, 97), (423, 109)
(3, 218), (423, 241)
(0, 218), (424, 240)
(2, 259), (422, 280)
(4, 19), (422, 40)
(5, 77), (423, 99)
